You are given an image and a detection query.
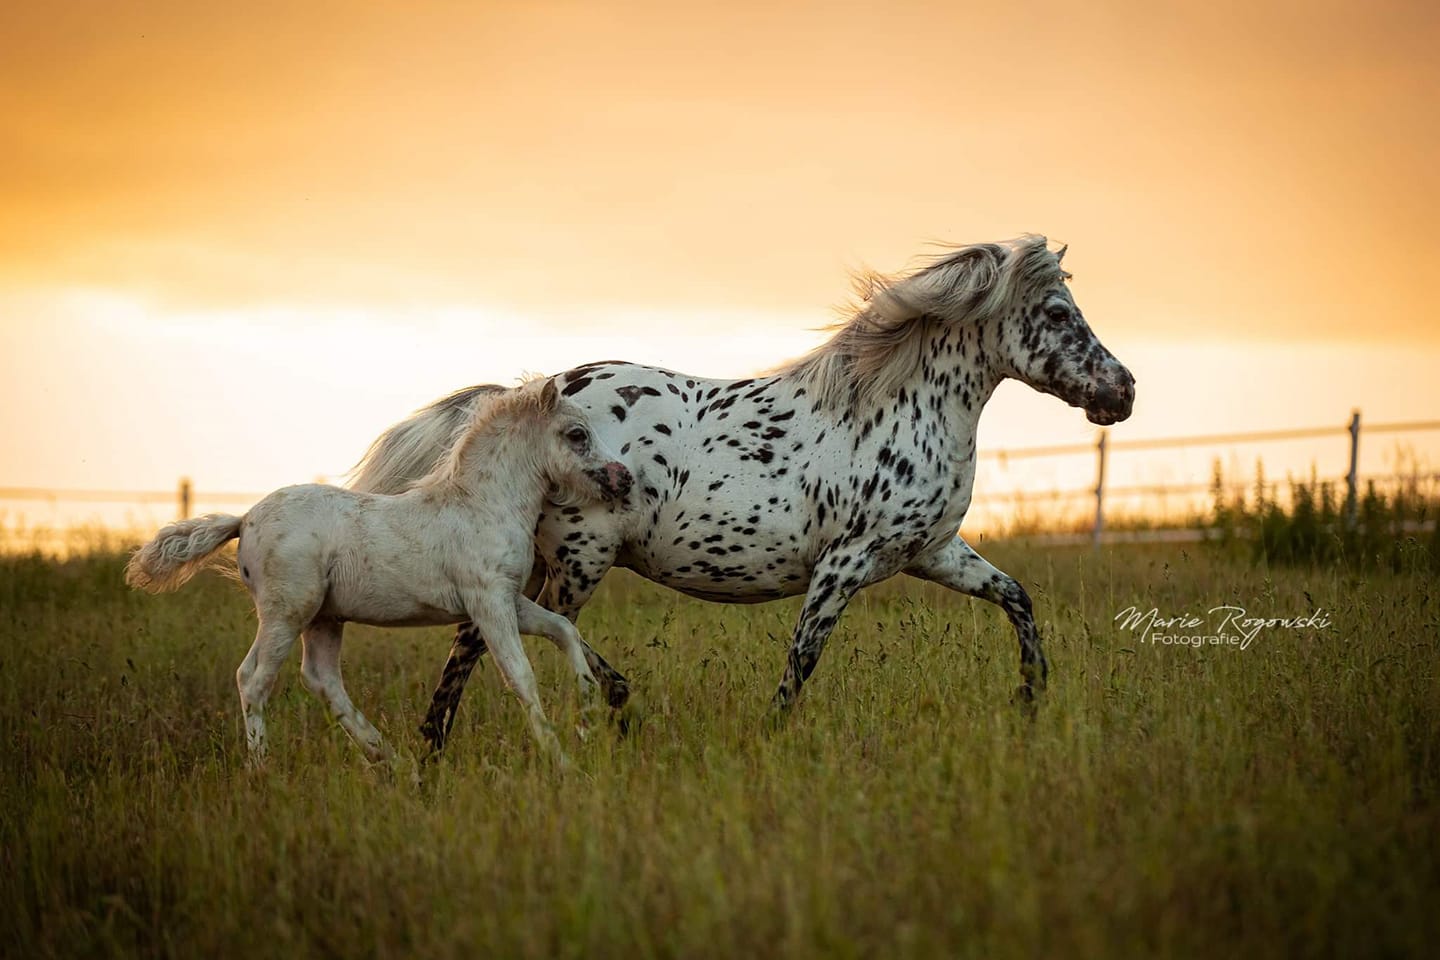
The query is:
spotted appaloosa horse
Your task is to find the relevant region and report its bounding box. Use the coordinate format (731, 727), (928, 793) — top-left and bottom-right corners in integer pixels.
(351, 236), (1135, 751)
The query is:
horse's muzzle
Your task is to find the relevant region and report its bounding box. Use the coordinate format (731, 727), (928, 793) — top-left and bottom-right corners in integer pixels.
(1084, 370), (1136, 426)
(591, 461), (633, 500)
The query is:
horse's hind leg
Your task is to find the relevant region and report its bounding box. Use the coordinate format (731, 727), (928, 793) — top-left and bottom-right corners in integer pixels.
(419, 561), (547, 753)
(420, 551), (631, 753)
(904, 536), (1048, 702)
(419, 561), (542, 752)
(300, 619), (394, 765)
(421, 528), (632, 753)
(516, 596), (603, 736)
(536, 540), (630, 710)
(516, 597), (599, 697)
(236, 617), (302, 763)
(466, 592), (567, 768)
(419, 621), (489, 753)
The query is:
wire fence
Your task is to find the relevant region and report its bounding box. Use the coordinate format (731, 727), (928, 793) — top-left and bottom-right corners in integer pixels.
(3, 411), (1439, 548)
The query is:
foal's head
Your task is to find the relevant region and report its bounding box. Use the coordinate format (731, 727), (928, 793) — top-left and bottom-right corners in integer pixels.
(523, 380), (633, 506)
(985, 240), (1135, 425)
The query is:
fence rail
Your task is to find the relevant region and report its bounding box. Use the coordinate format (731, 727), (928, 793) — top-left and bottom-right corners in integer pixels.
(4, 412), (1438, 548)
(978, 413), (1440, 547)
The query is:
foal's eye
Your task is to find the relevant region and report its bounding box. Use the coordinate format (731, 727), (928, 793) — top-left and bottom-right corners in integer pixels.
(565, 427), (589, 446)
(1045, 303), (1071, 322)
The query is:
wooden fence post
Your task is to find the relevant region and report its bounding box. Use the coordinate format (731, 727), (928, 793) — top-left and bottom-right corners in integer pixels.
(1344, 410), (1360, 530)
(178, 477), (192, 521)
(1092, 429), (1109, 550)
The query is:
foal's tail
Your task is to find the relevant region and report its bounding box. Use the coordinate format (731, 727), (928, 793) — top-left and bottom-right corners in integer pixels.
(124, 514), (243, 593)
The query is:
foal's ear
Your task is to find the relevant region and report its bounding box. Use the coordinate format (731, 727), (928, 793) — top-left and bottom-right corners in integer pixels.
(539, 378), (560, 414)
(1055, 243), (1068, 264)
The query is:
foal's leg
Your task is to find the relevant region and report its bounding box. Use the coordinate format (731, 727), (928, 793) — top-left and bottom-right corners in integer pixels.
(418, 562), (544, 753)
(300, 619), (393, 765)
(236, 617), (302, 763)
(421, 528), (631, 753)
(904, 536), (1048, 700)
(770, 552), (871, 713)
(515, 596), (600, 699)
(466, 592), (568, 767)
(515, 595), (605, 739)
(535, 546), (630, 708)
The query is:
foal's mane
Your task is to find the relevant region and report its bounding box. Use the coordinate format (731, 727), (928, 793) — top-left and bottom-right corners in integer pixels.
(415, 378), (557, 492)
(775, 234), (1068, 411)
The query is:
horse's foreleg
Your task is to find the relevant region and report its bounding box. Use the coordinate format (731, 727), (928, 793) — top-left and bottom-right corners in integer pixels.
(905, 536), (1048, 700)
(770, 558), (864, 714)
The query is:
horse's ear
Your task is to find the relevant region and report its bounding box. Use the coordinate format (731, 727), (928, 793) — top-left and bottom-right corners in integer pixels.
(1055, 244), (1068, 264)
(540, 378), (560, 413)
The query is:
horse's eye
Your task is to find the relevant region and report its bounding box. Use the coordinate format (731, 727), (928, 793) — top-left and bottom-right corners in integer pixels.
(565, 427), (589, 445)
(1045, 304), (1071, 322)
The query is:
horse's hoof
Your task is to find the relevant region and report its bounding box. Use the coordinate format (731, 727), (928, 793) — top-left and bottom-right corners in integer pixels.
(1011, 684), (1040, 718)
(606, 680), (632, 710)
(612, 700), (644, 738)
(761, 701), (797, 736)
(418, 723), (447, 758)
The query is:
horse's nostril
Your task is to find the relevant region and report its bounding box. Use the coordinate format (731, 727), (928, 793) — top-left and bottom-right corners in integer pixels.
(605, 462), (632, 493)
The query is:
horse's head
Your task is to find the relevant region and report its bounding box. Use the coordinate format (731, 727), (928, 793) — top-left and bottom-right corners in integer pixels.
(989, 245), (1135, 426)
(534, 380), (633, 506)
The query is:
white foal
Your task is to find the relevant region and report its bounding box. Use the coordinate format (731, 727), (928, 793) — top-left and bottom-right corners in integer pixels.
(126, 378), (632, 769)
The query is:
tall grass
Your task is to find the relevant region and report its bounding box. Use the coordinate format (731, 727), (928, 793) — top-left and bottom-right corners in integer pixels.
(1211, 460), (1440, 571)
(2, 544), (1437, 958)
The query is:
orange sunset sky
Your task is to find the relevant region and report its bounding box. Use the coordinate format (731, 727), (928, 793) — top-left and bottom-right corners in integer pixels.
(1, 1), (1437, 524)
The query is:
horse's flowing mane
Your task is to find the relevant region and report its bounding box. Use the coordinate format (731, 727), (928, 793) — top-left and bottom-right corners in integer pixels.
(348, 383), (506, 495)
(414, 378), (555, 493)
(774, 234), (1068, 411)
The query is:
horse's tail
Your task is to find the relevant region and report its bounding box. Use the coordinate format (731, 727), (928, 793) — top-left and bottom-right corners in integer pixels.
(348, 384), (507, 494)
(124, 514), (244, 593)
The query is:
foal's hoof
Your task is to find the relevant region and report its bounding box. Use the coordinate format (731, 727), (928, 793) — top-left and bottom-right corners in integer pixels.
(392, 756), (423, 790)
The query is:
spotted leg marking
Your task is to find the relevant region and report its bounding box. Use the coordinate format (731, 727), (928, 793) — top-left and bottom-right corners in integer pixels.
(537, 529), (630, 709)
(905, 536), (1049, 700)
(770, 554), (868, 713)
(543, 592), (631, 713)
(420, 549), (631, 754)
(516, 597), (599, 699)
(419, 621), (488, 754)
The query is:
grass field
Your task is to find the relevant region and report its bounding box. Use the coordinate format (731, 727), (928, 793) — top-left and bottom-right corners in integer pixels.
(2, 541), (1437, 958)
